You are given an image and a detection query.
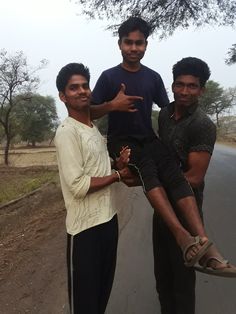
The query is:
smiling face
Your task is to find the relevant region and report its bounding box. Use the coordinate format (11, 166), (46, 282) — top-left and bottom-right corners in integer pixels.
(172, 75), (205, 108)
(59, 74), (91, 113)
(118, 30), (147, 69)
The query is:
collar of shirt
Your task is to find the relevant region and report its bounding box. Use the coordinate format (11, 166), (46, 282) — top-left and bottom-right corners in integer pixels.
(168, 101), (199, 120)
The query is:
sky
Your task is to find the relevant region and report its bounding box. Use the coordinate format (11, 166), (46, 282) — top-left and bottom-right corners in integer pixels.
(1, 0), (236, 120)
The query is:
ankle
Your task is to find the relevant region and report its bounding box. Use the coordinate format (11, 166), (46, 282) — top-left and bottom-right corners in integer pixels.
(175, 229), (191, 248)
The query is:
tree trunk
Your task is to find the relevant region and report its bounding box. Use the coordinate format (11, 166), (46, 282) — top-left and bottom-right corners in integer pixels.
(4, 136), (10, 165)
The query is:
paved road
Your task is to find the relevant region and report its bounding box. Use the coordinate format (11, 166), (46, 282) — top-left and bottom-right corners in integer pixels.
(106, 143), (236, 314)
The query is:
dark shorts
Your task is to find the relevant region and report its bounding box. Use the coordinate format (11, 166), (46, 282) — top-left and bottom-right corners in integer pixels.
(108, 135), (193, 201)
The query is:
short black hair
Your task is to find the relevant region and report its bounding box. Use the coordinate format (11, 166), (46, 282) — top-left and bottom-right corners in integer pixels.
(56, 63), (90, 92)
(118, 17), (152, 40)
(172, 57), (211, 87)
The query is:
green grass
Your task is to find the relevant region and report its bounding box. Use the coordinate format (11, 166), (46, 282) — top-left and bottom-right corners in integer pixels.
(0, 168), (59, 205)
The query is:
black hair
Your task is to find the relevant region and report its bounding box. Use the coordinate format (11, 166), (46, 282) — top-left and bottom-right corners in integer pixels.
(118, 17), (152, 40)
(56, 63), (90, 92)
(172, 57), (211, 87)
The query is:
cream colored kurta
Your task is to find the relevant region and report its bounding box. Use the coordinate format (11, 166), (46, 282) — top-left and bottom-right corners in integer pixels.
(55, 117), (117, 235)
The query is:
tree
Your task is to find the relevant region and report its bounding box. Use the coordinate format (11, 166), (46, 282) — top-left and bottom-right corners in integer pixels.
(15, 94), (59, 146)
(74, 0), (236, 62)
(226, 44), (236, 65)
(200, 80), (236, 127)
(0, 49), (47, 164)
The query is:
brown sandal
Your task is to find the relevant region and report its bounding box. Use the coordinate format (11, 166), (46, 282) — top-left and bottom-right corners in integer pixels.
(194, 256), (236, 277)
(183, 236), (212, 267)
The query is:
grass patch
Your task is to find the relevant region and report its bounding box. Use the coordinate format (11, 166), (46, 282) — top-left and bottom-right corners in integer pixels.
(0, 167), (59, 205)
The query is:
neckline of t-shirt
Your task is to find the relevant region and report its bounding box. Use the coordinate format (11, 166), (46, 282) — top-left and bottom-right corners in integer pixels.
(67, 116), (94, 129)
(119, 63), (144, 73)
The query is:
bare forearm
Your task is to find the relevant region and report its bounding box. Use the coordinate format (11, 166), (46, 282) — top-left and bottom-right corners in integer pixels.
(88, 172), (119, 193)
(90, 103), (113, 120)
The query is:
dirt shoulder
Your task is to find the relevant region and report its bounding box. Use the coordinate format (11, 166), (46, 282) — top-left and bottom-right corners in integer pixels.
(0, 181), (68, 314)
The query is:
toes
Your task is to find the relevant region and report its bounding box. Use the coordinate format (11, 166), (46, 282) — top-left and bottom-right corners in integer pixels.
(186, 243), (201, 261)
(185, 237), (210, 262)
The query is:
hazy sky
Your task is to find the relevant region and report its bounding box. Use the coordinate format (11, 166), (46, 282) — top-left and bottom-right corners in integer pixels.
(1, 0), (236, 120)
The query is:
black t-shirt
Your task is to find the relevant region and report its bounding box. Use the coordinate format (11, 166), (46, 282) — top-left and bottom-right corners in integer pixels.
(92, 64), (169, 138)
(159, 102), (216, 211)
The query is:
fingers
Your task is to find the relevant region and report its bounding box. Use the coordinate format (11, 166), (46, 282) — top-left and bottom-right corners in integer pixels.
(120, 147), (131, 160)
(116, 146), (131, 170)
(120, 146), (130, 153)
(130, 96), (143, 101)
(120, 83), (126, 93)
(119, 84), (143, 102)
(127, 96), (143, 112)
(128, 108), (138, 112)
(120, 145), (129, 153)
(125, 103), (138, 112)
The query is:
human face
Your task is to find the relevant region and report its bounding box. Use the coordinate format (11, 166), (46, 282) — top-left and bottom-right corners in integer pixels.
(118, 30), (147, 67)
(172, 75), (205, 107)
(59, 74), (91, 112)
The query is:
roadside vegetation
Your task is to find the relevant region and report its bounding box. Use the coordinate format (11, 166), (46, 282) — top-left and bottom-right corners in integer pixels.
(0, 166), (59, 205)
(0, 49), (58, 165)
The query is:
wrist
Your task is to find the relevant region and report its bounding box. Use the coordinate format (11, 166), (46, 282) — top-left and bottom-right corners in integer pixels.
(107, 100), (115, 112)
(114, 170), (121, 182)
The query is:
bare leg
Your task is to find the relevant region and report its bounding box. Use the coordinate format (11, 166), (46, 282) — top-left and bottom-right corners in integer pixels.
(146, 187), (208, 262)
(176, 196), (207, 238)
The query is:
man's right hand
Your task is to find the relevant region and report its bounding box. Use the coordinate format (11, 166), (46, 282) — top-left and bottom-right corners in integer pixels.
(116, 146), (130, 170)
(109, 83), (143, 112)
(119, 167), (141, 187)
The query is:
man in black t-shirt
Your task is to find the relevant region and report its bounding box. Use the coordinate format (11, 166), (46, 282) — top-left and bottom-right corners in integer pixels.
(153, 57), (236, 314)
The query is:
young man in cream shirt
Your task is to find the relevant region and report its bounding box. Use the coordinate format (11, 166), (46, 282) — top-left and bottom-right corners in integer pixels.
(55, 62), (132, 314)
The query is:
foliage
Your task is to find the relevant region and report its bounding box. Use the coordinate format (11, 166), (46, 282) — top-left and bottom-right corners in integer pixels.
(74, 0), (236, 63)
(15, 94), (59, 146)
(217, 115), (236, 139)
(74, 0), (236, 36)
(225, 44), (236, 65)
(0, 49), (47, 164)
(200, 81), (223, 114)
(200, 80), (236, 127)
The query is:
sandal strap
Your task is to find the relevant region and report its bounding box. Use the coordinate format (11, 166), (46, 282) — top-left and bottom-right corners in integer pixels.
(203, 256), (229, 268)
(182, 236), (200, 261)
